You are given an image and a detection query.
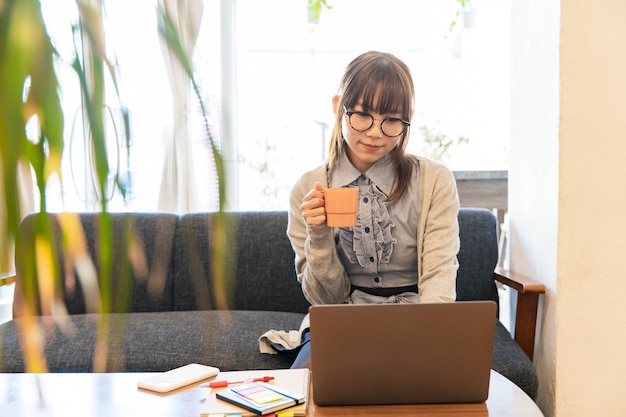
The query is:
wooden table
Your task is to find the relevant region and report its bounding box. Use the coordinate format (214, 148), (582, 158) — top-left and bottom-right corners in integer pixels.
(0, 370), (542, 416)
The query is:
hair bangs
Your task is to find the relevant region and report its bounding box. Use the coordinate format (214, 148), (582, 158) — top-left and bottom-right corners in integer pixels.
(344, 63), (411, 120)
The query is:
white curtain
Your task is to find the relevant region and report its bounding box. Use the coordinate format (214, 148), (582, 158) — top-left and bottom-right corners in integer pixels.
(156, 0), (205, 213)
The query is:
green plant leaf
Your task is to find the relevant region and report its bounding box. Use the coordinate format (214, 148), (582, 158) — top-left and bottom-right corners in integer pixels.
(0, 0), (64, 263)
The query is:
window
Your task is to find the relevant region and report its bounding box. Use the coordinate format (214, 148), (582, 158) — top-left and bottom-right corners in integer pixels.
(41, 0), (510, 213)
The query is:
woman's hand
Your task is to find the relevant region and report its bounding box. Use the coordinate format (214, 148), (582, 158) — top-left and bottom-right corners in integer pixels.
(300, 182), (327, 227)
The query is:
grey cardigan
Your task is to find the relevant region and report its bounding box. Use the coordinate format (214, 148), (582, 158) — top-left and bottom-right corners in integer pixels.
(287, 154), (460, 305)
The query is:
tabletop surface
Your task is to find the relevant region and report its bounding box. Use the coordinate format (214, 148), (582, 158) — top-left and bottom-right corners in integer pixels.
(0, 369), (543, 417)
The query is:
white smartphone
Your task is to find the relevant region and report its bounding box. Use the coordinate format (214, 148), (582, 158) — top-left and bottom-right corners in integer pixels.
(137, 363), (220, 393)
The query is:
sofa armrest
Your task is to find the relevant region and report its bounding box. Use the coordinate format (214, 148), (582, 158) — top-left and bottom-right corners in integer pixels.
(0, 272), (16, 286)
(494, 266), (545, 362)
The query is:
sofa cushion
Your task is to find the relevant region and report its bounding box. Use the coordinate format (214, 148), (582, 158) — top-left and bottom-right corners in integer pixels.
(15, 213), (179, 314)
(172, 212), (310, 314)
(491, 321), (538, 400)
(0, 310), (305, 372)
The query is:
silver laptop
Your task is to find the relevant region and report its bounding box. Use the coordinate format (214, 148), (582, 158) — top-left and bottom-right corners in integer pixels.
(309, 301), (497, 405)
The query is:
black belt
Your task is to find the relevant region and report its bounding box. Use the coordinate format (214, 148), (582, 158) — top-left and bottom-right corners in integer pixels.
(350, 284), (418, 298)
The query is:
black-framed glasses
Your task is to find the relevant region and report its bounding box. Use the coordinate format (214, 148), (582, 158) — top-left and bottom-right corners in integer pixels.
(343, 106), (410, 138)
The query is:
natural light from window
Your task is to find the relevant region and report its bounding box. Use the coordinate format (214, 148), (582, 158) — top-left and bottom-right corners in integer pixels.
(40, 0), (510, 213)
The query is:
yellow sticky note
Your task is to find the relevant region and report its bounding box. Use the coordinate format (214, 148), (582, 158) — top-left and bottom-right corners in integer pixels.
(251, 391), (282, 404)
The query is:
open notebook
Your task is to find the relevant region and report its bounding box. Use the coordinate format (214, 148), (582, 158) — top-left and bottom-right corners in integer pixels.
(201, 368), (310, 416)
(309, 301), (497, 406)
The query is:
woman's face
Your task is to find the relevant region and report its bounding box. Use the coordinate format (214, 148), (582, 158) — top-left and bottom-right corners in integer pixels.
(334, 95), (404, 173)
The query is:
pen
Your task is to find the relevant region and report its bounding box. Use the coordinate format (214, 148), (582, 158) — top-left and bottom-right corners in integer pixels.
(206, 376), (275, 388)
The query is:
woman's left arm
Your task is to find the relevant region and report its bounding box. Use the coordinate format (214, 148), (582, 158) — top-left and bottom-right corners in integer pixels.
(417, 162), (460, 303)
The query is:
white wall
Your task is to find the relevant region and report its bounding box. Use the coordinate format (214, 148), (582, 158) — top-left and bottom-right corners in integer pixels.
(510, 0), (560, 414)
(510, 1), (626, 416)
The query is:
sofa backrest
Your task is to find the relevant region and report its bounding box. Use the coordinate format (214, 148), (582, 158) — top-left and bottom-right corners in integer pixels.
(14, 212), (179, 315)
(172, 211), (310, 314)
(13, 208), (500, 317)
(456, 208), (500, 308)
(14, 211), (311, 316)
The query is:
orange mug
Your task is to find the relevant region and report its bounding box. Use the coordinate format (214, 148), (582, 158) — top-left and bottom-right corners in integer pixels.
(324, 187), (359, 227)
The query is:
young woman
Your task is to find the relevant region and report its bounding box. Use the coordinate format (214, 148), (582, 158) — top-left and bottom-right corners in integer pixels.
(287, 51), (460, 366)
(289, 50), (460, 305)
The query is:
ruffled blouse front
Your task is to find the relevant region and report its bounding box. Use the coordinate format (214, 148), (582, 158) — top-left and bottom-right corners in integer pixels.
(329, 152), (420, 295)
(338, 176), (395, 268)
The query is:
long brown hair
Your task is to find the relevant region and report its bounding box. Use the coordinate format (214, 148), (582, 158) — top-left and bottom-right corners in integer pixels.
(328, 51), (415, 203)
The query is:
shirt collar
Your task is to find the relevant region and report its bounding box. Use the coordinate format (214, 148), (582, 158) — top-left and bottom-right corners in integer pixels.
(330, 150), (395, 195)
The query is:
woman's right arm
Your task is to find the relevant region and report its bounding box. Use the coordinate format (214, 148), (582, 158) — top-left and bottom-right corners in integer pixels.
(287, 175), (351, 305)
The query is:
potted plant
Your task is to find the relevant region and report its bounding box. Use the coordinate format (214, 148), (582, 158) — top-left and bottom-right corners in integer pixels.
(0, 0), (228, 372)
(418, 124), (470, 163)
(306, 0), (332, 24)
(449, 0), (477, 33)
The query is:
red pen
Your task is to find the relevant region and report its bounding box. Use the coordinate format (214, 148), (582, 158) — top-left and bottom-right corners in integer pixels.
(207, 376), (275, 388)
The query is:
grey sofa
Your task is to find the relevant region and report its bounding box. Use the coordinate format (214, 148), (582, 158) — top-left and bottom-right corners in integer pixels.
(0, 209), (543, 400)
